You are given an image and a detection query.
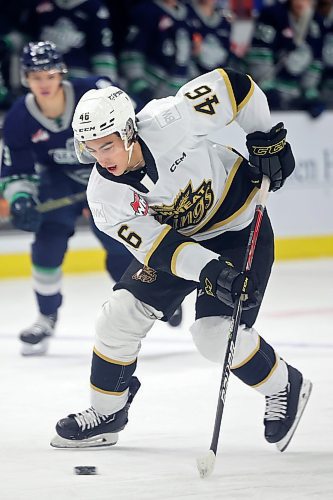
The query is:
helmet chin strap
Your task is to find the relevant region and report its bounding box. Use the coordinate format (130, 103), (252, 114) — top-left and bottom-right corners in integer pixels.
(126, 142), (134, 166)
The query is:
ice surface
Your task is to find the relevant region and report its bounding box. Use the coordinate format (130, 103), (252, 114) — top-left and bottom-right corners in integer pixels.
(1, 259), (333, 499)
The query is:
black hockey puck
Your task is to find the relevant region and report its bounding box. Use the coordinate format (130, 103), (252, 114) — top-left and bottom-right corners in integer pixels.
(74, 466), (97, 475)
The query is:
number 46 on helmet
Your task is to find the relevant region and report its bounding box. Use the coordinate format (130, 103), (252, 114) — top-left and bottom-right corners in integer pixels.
(72, 86), (138, 165)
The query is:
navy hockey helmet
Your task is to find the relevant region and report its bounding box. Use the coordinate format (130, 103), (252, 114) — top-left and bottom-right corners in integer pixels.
(21, 41), (67, 86)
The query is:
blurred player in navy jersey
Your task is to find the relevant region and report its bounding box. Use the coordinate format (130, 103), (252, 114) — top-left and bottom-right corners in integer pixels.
(0, 41), (132, 356)
(23, 0), (117, 81)
(186, 0), (244, 78)
(248, 0), (325, 117)
(120, 0), (193, 109)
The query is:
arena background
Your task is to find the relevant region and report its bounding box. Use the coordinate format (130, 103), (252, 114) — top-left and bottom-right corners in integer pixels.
(1, 110), (333, 278)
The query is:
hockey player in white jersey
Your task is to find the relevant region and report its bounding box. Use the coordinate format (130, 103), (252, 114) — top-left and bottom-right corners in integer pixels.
(51, 68), (312, 452)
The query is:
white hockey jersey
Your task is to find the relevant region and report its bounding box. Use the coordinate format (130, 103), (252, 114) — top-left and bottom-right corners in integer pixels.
(87, 68), (272, 282)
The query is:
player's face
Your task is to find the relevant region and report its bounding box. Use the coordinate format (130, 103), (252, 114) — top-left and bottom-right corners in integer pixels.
(26, 70), (63, 100)
(85, 133), (129, 176)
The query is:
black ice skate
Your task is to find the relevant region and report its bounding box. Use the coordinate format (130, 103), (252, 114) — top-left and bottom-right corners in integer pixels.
(264, 364), (312, 452)
(168, 305), (183, 327)
(19, 313), (57, 356)
(50, 377), (141, 449)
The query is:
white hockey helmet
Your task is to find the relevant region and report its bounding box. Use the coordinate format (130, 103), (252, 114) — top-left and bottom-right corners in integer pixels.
(72, 85), (138, 164)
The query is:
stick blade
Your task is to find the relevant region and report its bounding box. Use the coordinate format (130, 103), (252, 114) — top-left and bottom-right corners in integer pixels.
(196, 450), (216, 479)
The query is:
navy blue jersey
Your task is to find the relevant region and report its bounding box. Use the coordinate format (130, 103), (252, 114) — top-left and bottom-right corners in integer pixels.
(0, 77), (112, 182)
(24, 0), (116, 79)
(248, 4), (324, 92)
(120, 0), (193, 100)
(186, 0), (233, 74)
(322, 16), (333, 81)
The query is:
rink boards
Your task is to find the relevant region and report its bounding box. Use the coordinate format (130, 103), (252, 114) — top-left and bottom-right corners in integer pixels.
(1, 111), (333, 277)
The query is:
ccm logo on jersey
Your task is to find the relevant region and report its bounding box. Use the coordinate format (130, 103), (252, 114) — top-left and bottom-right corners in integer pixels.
(131, 192), (148, 216)
(170, 152), (186, 172)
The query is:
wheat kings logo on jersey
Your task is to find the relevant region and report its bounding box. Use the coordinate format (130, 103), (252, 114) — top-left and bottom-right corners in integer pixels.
(132, 266), (157, 283)
(151, 179), (214, 230)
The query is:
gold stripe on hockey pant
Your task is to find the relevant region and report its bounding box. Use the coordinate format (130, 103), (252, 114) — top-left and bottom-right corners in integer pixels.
(218, 68), (237, 123)
(90, 347), (137, 395)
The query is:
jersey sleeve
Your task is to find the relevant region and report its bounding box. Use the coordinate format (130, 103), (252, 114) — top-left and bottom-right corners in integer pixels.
(138, 67), (271, 156)
(0, 102), (38, 201)
(0, 103), (36, 179)
(87, 174), (219, 282)
(174, 67), (271, 137)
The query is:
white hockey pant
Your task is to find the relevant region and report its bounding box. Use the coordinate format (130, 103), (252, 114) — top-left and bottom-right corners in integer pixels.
(91, 289), (163, 415)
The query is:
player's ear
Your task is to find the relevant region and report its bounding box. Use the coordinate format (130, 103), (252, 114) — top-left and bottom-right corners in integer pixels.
(125, 117), (138, 147)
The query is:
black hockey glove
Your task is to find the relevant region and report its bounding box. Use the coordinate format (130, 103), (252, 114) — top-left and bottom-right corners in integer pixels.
(10, 194), (41, 232)
(199, 258), (261, 310)
(246, 122), (295, 192)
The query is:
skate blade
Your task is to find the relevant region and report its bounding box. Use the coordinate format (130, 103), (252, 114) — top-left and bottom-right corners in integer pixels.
(50, 432), (119, 449)
(21, 339), (50, 356)
(276, 379), (313, 452)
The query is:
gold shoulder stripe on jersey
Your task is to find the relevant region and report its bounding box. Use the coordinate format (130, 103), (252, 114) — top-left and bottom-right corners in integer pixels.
(217, 68), (237, 124)
(238, 75), (255, 112)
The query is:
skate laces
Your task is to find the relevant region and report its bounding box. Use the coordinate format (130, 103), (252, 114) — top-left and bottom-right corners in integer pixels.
(264, 383), (289, 421)
(74, 407), (109, 431)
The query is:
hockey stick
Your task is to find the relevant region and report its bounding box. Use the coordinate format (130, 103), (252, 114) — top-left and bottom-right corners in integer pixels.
(0, 191), (87, 224)
(35, 191), (87, 213)
(196, 175), (270, 479)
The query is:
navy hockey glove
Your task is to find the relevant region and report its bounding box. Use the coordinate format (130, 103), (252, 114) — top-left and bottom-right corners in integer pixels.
(246, 122), (295, 192)
(199, 258), (261, 310)
(10, 194), (41, 232)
